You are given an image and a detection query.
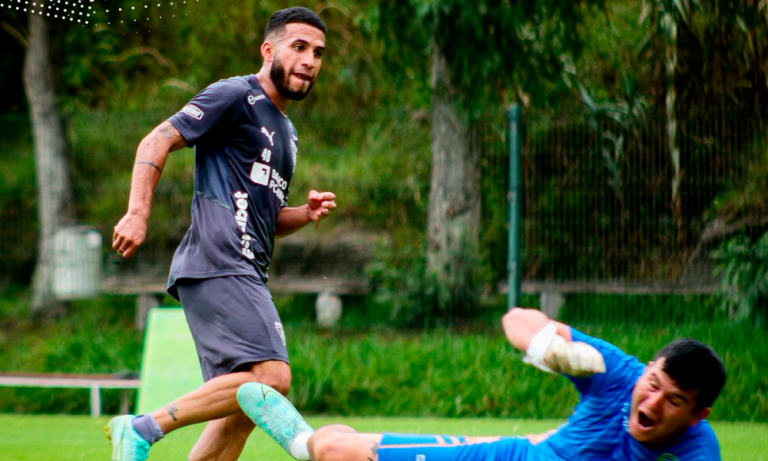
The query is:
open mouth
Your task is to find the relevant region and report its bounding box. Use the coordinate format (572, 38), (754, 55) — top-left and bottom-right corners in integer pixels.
(638, 411), (657, 429)
(292, 73), (312, 83)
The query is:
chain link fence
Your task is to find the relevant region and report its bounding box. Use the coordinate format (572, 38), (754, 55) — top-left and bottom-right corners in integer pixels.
(0, 105), (763, 325)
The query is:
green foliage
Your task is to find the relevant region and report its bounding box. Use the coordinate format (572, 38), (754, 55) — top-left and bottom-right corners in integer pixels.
(34, 0), (407, 114)
(3, 1), (768, 324)
(0, 295), (142, 374)
(571, 2), (645, 102)
(713, 232), (768, 324)
(290, 107), (431, 227)
(66, 109), (196, 268)
(2, 290), (766, 421)
(377, 0), (608, 112)
(709, 128), (768, 324)
(0, 114), (36, 284)
(287, 301), (768, 421)
(0, 289), (142, 415)
(366, 232), (430, 325)
(711, 134), (768, 220)
(578, 74), (651, 220)
(560, 293), (724, 325)
(290, 328), (575, 418)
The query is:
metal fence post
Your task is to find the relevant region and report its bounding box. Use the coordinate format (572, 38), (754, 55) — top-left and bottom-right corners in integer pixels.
(507, 104), (522, 311)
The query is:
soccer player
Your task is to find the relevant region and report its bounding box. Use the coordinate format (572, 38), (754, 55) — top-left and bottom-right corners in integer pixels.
(238, 307), (726, 461)
(106, 7), (336, 461)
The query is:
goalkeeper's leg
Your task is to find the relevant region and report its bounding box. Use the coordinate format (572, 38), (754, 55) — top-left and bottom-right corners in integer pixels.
(240, 383), (533, 461)
(308, 425), (382, 461)
(310, 430), (533, 461)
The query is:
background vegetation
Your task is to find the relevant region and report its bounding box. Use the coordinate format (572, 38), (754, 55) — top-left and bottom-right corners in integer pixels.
(1, 292), (765, 422)
(1, 1), (766, 310)
(1, 0), (767, 423)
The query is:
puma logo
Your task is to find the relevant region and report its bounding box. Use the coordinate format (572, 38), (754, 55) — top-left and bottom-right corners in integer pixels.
(261, 127), (275, 146)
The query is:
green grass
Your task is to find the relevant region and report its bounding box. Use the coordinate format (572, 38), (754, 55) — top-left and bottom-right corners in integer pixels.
(2, 295), (767, 421)
(0, 415), (765, 460)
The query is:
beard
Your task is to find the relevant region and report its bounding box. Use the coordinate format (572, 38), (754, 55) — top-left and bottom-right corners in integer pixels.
(270, 55), (315, 101)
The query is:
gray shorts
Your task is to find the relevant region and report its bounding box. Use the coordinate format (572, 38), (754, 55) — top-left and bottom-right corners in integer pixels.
(175, 275), (289, 382)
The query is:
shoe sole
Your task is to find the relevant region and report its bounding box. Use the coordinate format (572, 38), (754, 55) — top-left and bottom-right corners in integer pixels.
(238, 383), (305, 449)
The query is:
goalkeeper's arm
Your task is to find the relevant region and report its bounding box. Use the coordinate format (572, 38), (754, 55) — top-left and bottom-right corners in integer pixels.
(502, 308), (605, 377)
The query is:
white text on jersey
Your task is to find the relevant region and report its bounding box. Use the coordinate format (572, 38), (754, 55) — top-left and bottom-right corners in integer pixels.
(261, 148), (272, 163)
(233, 191), (255, 259)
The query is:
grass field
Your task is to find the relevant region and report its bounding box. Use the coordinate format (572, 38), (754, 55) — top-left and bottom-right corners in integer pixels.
(1, 414), (766, 460)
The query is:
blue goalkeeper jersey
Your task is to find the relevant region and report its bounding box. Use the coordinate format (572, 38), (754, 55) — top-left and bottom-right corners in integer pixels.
(532, 329), (721, 461)
(378, 330), (720, 461)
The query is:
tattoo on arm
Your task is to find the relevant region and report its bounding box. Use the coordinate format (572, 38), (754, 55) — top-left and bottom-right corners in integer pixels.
(159, 124), (180, 140)
(367, 441), (379, 461)
(165, 404), (179, 421)
(135, 161), (163, 173)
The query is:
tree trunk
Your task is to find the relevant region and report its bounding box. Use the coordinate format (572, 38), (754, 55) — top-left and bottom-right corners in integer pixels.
(23, 13), (74, 316)
(664, 12), (683, 246)
(425, 44), (481, 316)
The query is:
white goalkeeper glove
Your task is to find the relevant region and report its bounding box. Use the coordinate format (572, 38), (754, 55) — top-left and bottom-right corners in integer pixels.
(523, 321), (606, 377)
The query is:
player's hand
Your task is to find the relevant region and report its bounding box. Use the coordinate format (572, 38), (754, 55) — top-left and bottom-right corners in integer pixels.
(542, 336), (606, 377)
(112, 213), (148, 259)
(307, 190), (337, 226)
(523, 321), (605, 377)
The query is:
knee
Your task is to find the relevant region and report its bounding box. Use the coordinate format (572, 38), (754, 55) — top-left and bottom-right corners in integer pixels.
(246, 363), (292, 395)
(261, 370), (291, 395)
(310, 429), (357, 461)
(267, 376), (290, 396)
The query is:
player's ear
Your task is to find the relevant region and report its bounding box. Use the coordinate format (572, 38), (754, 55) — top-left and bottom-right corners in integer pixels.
(688, 407), (710, 426)
(261, 41), (274, 62)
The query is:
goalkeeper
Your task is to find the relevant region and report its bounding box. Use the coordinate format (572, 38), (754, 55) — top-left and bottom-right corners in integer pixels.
(237, 307), (726, 461)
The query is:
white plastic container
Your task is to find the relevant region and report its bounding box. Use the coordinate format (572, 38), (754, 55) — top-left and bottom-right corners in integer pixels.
(53, 226), (103, 299)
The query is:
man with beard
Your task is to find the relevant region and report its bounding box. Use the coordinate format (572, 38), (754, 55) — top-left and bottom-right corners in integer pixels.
(106, 7), (336, 461)
(238, 307), (726, 461)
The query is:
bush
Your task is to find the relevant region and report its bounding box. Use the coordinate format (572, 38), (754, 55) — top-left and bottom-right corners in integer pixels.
(289, 319), (767, 421)
(713, 231), (768, 325)
(1, 291), (765, 421)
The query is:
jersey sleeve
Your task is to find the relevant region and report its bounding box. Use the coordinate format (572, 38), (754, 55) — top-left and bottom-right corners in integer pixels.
(566, 328), (645, 397)
(168, 78), (247, 147)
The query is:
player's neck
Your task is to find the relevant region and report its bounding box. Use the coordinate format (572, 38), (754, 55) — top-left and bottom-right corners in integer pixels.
(255, 72), (290, 115)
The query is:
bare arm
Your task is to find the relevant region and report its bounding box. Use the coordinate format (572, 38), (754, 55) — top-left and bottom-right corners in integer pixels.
(275, 190), (337, 238)
(275, 204), (313, 238)
(501, 307), (572, 352)
(112, 121), (188, 258)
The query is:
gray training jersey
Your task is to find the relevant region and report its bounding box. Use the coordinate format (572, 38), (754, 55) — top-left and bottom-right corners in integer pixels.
(166, 74), (298, 299)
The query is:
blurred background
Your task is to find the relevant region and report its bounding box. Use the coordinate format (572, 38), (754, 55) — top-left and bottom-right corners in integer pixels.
(0, 0), (766, 422)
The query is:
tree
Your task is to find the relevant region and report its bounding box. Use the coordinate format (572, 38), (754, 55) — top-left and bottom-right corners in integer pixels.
(425, 43), (482, 313)
(23, 12), (75, 316)
(639, 0), (697, 243)
(636, 0), (768, 273)
(377, 0), (606, 315)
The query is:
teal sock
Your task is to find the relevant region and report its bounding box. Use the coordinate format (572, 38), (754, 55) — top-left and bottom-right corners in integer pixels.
(131, 414), (164, 445)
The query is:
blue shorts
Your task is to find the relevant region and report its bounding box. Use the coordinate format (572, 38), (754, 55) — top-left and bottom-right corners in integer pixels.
(378, 433), (533, 461)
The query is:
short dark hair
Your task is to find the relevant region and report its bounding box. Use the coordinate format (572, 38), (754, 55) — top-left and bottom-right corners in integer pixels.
(265, 7), (326, 41)
(654, 338), (726, 411)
